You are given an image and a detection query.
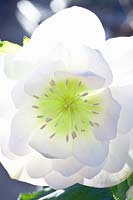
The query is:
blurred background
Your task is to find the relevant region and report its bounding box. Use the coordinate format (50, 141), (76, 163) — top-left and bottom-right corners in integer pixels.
(0, 0), (133, 199)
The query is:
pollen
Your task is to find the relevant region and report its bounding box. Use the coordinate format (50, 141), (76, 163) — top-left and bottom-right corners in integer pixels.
(32, 78), (102, 142)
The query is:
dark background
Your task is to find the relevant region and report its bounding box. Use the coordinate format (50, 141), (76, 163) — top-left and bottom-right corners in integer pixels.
(0, 0), (133, 199)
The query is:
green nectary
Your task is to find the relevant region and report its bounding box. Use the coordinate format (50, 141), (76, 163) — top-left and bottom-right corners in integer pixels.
(32, 78), (102, 141)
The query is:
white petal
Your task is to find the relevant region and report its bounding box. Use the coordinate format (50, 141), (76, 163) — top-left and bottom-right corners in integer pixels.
(31, 7), (105, 50)
(53, 45), (112, 86)
(12, 81), (32, 108)
(9, 110), (37, 155)
(111, 85), (133, 134)
(0, 148), (48, 186)
(24, 61), (65, 96)
(104, 134), (130, 173)
(26, 153), (52, 178)
(52, 157), (84, 176)
(73, 134), (109, 167)
(79, 165), (103, 179)
(44, 171), (82, 189)
(83, 164), (132, 188)
(55, 70), (105, 90)
(93, 88), (121, 141)
(4, 45), (36, 80)
(102, 36), (133, 86)
(29, 128), (72, 159)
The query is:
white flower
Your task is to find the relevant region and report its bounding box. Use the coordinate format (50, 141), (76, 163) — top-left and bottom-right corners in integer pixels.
(0, 7), (133, 189)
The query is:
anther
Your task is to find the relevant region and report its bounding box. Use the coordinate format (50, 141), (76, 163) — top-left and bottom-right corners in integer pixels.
(46, 117), (52, 122)
(66, 79), (69, 86)
(37, 115), (44, 118)
(84, 100), (88, 103)
(50, 80), (56, 86)
(89, 120), (94, 127)
(32, 105), (39, 109)
(54, 123), (58, 127)
(81, 129), (85, 132)
(66, 134), (69, 142)
(50, 88), (54, 93)
(78, 81), (82, 87)
(44, 94), (48, 97)
(81, 120), (85, 124)
(81, 92), (88, 97)
(72, 131), (77, 139)
(92, 111), (99, 115)
(33, 95), (39, 99)
(94, 122), (100, 127)
(50, 133), (55, 139)
(40, 124), (47, 129)
(75, 125), (78, 131)
(93, 103), (100, 106)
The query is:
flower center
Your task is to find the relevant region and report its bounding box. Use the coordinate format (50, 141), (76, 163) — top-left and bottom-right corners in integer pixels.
(32, 78), (101, 142)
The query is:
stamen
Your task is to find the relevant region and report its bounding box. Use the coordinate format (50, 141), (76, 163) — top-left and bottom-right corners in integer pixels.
(33, 95), (39, 99)
(46, 117), (52, 122)
(94, 122), (100, 127)
(93, 103), (100, 106)
(75, 125), (78, 131)
(81, 92), (88, 97)
(50, 88), (54, 93)
(89, 120), (94, 127)
(44, 94), (48, 97)
(50, 133), (55, 139)
(50, 80), (56, 86)
(66, 79), (69, 86)
(72, 131), (77, 139)
(78, 81), (82, 87)
(92, 111), (99, 115)
(81, 129), (85, 132)
(40, 124), (47, 129)
(81, 120), (85, 124)
(66, 134), (69, 142)
(32, 105), (39, 109)
(37, 115), (44, 118)
(54, 123), (58, 127)
(84, 100), (88, 103)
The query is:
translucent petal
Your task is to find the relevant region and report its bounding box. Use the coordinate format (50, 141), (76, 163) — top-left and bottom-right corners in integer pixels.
(31, 7), (105, 50)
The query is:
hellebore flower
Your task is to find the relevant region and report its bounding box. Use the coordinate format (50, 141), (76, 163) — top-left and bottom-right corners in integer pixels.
(0, 7), (133, 189)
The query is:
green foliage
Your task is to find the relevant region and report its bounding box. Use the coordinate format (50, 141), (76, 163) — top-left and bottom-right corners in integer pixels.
(23, 36), (30, 45)
(112, 173), (133, 200)
(18, 184), (113, 200)
(0, 41), (20, 54)
(18, 187), (55, 200)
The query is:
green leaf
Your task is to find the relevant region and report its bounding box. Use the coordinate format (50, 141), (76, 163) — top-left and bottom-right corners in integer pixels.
(18, 187), (55, 200)
(112, 173), (133, 200)
(0, 41), (20, 54)
(23, 36), (30, 45)
(18, 184), (113, 200)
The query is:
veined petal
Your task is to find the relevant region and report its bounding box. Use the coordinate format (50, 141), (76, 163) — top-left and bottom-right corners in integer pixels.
(93, 88), (121, 141)
(4, 45), (36, 80)
(73, 134), (109, 167)
(26, 153), (52, 178)
(52, 156), (84, 176)
(54, 45), (112, 86)
(29, 128), (72, 159)
(9, 109), (37, 155)
(104, 134), (130, 173)
(12, 81), (33, 108)
(44, 171), (82, 189)
(31, 7), (105, 50)
(79, 165), (103, 179)
(102, 36), (133, 86)
(83, 164), (132, 188)
(111, 85), (133, 134)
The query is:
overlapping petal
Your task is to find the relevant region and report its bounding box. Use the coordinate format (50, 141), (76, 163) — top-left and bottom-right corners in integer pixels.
(0, 6), (132, 190)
